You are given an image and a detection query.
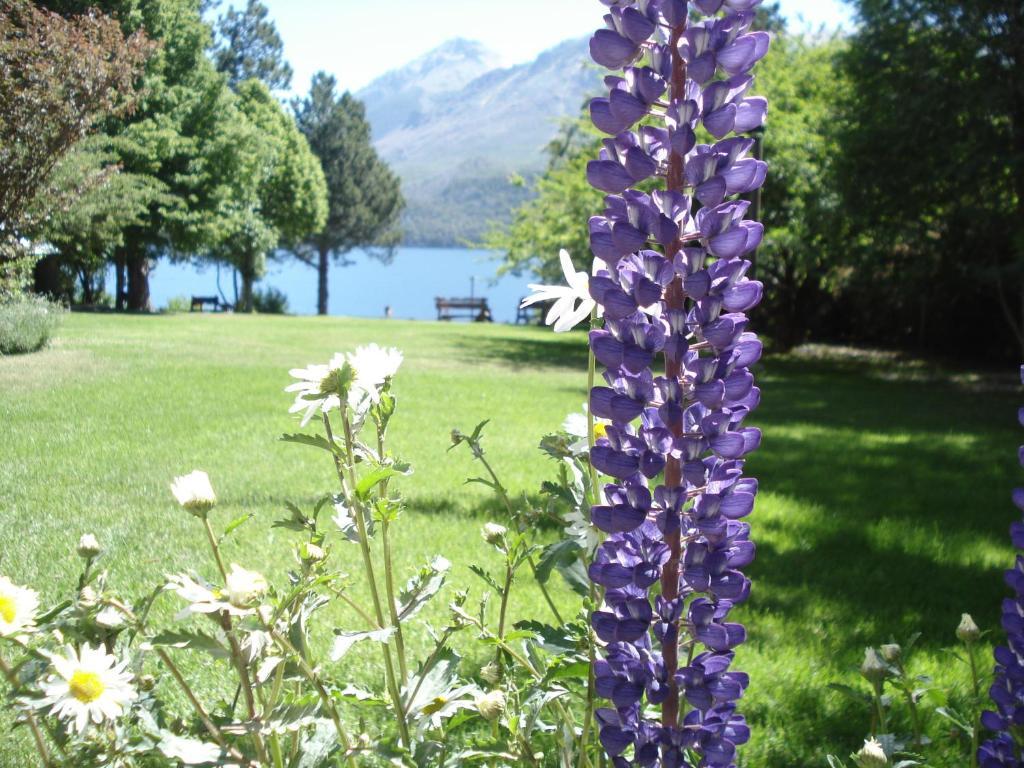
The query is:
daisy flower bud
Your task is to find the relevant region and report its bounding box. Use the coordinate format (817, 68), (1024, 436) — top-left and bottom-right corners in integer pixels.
(852, 738), (888, 767)
(860, 647), (888, 683)
(475, 689), (506, 721)
(170, 470), (216, 517)
(77, 533), (101, 559)
(224, 564), (268, 609)
(480, 661), (501, 686)
(956, 613), (979, 644)
(879, 643), (901, 663)
(481, 523), (508, 547)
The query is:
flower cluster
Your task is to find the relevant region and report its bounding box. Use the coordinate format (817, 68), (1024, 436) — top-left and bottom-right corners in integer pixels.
(979, 366), (1024, 767)
(584, 1), (768, 766)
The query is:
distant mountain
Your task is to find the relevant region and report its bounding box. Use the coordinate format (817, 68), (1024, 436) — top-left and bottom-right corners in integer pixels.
(357, 36), (600, 247)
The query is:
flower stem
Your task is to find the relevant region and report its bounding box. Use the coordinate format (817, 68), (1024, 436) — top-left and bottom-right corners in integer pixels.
(659, 10), (689, 731)
(381, 519), (408, 684)
(471, 449), (564, 625)
(264, 626), (359, 768)
(325, 411), (411, 749)
(220, 613), (270, 764)
(155, 648), (249, 764)
(0, 654), (52, 768)
(579, 311), (600, 768)
(202, 516), (229, 582)
(967, 640), (981, 767)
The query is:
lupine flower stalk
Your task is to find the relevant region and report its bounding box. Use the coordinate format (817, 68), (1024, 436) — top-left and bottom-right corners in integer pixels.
(584, 1), (768, 766)
(979, 365), (1024, 767)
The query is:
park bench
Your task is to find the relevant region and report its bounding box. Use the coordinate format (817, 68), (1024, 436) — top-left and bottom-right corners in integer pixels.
(435, 297), (492, 322)
(190, 295), (232, 312)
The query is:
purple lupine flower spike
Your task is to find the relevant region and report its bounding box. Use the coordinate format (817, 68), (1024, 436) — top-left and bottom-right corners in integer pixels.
(978, 365), (1024, 767)
(585, 1), (768, 765)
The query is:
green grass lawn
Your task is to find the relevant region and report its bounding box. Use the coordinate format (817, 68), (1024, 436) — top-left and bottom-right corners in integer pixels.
(0, 313), (1018, 766)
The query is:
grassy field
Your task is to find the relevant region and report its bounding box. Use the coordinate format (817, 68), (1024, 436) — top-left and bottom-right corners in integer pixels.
(0, 313), (1019, 766)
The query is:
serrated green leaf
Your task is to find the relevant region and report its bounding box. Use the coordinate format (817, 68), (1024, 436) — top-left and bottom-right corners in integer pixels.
(331, 626), (396, 661)
(468, 564), (502, 594)
(398, 556), (451, 621)
(148, 630), (229, 658)
(221, 513), (253, 541)
(280, 432), (336, 453)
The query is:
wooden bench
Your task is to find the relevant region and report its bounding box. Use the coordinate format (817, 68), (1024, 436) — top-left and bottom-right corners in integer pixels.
(190, 295), (232, 312)
(435, 297), (492, 322)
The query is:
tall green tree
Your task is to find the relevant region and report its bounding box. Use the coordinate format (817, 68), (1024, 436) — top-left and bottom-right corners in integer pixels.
(212, 0), (291, 91)
(293, 72), (404, 316)
(752, 34), (846, 349)
(33, 136), (168, 304)
(40, 0), (250, 311)
(206, 79), (327, 312)
(835, 0), (1024, 357)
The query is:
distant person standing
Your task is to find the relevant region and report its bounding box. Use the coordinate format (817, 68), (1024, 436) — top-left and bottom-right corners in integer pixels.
(384, 305), (393, 319)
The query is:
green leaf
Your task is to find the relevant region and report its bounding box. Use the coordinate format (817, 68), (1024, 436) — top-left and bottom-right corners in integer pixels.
(544, 658), (589, 683)
(220, 512), (254, 541)
(397, 556), (451, 621)
(280, 432), (336, 454)
(355, 466), (403, 499)
(827, 682), (871, 704)
(826, 757), (847, 768)
(263, 697), (321, 734)
(330, 626), (396, 661)
(296, 719), (341, 768)
(468, 564), (503, 594)
(148, 630), (229, 659)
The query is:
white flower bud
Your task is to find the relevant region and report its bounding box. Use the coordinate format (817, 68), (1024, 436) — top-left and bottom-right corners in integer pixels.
(480, 661), (501, 686)
(78, 585), (98, 608)
(956, 613), (980, 643)
(475, 689), (506, 721)
(77, 533), (101, 559)
(224, 564), (267, 608)
(481, 523), (507, 547)
(170, 470), (217, 516)
(860, 648), (888, 683)
(852, 738), (888, 767)
(879, 643), (901, 663)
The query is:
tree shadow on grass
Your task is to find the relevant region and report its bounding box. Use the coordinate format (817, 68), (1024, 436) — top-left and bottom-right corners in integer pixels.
(448, 330), (591, 372)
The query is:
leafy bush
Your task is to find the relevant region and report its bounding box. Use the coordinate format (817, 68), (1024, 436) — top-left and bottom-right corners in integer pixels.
(163, 295), (191, 313)
(0, 294), (63, 355)
(253, 286), (289, 314)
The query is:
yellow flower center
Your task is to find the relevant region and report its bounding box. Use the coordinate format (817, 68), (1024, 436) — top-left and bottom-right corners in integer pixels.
(0, 594), (15, 624)
(594, 423), (609, 441)
(69, 671), (105, 703)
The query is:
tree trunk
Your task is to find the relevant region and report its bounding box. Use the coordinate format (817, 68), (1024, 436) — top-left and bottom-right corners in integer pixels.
(317, 246), (329, 315)
(240, 270), (254, 313)
(126, 247), (151, 312)
(114, 252), (126, 311)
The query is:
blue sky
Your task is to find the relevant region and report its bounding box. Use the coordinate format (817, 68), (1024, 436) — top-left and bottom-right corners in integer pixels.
(251, 0), (853, 95)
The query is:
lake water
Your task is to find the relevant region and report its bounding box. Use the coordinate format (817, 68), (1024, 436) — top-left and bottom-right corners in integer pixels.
(133, 247), (536, 324)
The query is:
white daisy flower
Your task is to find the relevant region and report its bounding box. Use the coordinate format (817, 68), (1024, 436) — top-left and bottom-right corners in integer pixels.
(166, 564), (267, 618)
(285, 353), (348, 427)
(0, 576), (39, 638)
(520, 249), (601, 332)
(170, 470), (217, 514)
(563, 405), (611, 454)
(347, 343), (403, 406)
(40, 644), (136, 733)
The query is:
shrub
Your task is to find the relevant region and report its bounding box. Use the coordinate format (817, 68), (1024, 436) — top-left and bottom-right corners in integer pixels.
(0, 294), (62, 355)
(163, 295), (191, 313)
(253, 285), (289, 314)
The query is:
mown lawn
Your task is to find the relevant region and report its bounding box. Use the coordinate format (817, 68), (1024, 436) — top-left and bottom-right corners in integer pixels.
(0, 313), (1018, 766)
